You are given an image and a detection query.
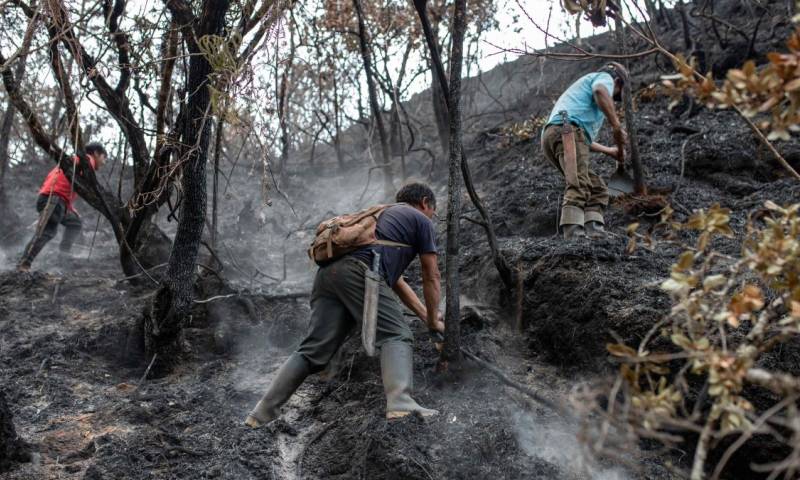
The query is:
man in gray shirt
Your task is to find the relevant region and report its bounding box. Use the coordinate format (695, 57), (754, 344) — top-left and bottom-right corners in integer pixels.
(245, 182), (443, 426)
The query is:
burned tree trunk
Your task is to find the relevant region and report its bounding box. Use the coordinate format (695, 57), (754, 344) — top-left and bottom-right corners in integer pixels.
(276, 19), (295, 185)
(144, 0), (231, 367)
(353, 0), (394, 199)
(429, 37), (451, 160)
(614, 16), (646, 195)
(675, 0), (693, 52)
(0, 86), (24, 247)
(413, 0), (513, 290)
(211, 118), (223, 252)
(442, 0), (469, 364)
(332, 69), (346, 170)
(0, 92), (22, 199)
(419, 12), (450, 162)
(0, 9), (35, 245)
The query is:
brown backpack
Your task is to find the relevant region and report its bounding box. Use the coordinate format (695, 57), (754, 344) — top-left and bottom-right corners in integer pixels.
(307, 204), (410, 265)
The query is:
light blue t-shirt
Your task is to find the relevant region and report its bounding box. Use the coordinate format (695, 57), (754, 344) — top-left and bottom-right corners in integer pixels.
(544, 72), (615, 144)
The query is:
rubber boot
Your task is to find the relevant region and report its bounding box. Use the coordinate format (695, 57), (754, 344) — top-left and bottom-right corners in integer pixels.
(562, 224), (586, 240)
(585, 221), (606, 239)
(17, 236), (47, 271)
(244, 354), (310, 428)
(381, 342), (438, 420)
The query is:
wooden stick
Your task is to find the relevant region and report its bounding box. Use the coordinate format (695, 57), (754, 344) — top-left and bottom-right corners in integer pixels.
(460, 348), (570, 418)
(690, 415), (715, 480)
(137, 353), (158, 388)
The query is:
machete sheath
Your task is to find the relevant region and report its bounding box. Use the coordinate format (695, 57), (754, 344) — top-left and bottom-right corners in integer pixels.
(559, 110), (579, 186)
(361, 251), (381, 357)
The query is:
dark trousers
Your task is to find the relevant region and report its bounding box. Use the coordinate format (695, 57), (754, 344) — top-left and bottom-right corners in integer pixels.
(19, 195), (82, 267)
(297, 256), (412, 373)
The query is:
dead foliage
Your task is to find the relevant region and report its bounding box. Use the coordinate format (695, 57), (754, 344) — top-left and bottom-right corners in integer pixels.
(580, 202), (800, 479)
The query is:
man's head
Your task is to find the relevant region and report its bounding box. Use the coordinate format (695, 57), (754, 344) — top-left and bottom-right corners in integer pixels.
(396, 182), (436, 219)
(85, 142), (108, 169)
(599, 62), (628, 102)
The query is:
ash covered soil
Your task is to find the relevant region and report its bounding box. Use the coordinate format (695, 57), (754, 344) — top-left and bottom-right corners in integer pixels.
(3, 92), (798, 479)
(3, 6), (800, 478)
(0, 256), (646, 480)
(0, 255), (651, 480)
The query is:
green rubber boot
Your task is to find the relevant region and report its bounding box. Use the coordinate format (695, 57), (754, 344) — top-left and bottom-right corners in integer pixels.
(562, 224), (586, 240)
(381, 342), (438, 420)
(585, 221), (606, 239)
(245, 354), (310, 428)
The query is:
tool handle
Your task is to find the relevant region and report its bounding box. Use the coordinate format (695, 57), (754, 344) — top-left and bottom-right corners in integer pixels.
(559, 110), (573, 133)
(616, 143), (625, 164)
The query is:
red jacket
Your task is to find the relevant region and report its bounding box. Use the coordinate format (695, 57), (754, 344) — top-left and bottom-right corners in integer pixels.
(38, 156), (97, 214)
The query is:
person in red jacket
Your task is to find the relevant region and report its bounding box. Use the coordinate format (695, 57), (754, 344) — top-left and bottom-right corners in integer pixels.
(17, 143), (108, 272)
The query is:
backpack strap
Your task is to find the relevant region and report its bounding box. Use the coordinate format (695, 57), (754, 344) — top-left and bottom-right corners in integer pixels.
(374, 239), (410, 248)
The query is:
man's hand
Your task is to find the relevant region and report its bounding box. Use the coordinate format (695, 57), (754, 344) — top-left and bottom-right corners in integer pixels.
(392, 254), (442, 335)
(613, 126), (628, 151)
(589, 143), (619, 159)
(594, 84), (627, 162)
(429, 311), (445, 334)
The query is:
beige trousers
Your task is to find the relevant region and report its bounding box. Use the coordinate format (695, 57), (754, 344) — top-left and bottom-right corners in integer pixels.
(541, 124), (609, 226)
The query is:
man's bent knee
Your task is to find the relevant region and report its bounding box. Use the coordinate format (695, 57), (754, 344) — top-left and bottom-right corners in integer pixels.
(295, 343), (345, 374)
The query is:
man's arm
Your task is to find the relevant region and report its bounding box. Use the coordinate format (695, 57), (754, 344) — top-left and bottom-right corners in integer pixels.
(593, 85), (628, 161)
(589, 142), (619, 158)
(420, 253), (443, 333)
(391, 258), (444, 333)
(392, 277), (427, 320)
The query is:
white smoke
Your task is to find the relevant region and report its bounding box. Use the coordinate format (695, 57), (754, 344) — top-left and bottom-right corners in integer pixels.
(0, 249), (11, 271)
(513, 412), (632, 480)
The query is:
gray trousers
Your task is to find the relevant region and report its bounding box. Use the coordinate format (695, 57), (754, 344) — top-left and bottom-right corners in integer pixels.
(297, 256), (412, 373)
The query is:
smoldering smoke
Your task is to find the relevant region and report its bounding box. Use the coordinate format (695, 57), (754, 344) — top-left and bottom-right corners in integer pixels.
(513, 412), (632, 480)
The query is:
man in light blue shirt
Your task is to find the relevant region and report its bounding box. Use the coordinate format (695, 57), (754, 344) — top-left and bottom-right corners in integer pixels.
(541, 62), (629, 239)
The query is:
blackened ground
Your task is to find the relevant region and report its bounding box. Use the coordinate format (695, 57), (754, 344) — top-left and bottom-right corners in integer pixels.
(447, 82), (799, 479)
(0, 261), (674, 479)
(3, 108), (797, 480)
(0, 91), (800, 479)
(458, 93), (800, 374)
(0, 391), (30, 472)
(2, 94), (798, 480)
(2, 3), (799, 478)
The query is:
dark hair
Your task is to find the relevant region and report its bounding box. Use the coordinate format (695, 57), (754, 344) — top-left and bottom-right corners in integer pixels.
(85, 142), (107, 157)
(396, 182), (436, 210)
(598, 62), (629, 86)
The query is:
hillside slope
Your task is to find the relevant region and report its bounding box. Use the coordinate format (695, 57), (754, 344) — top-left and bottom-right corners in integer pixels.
(2, 2), (800, 479)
